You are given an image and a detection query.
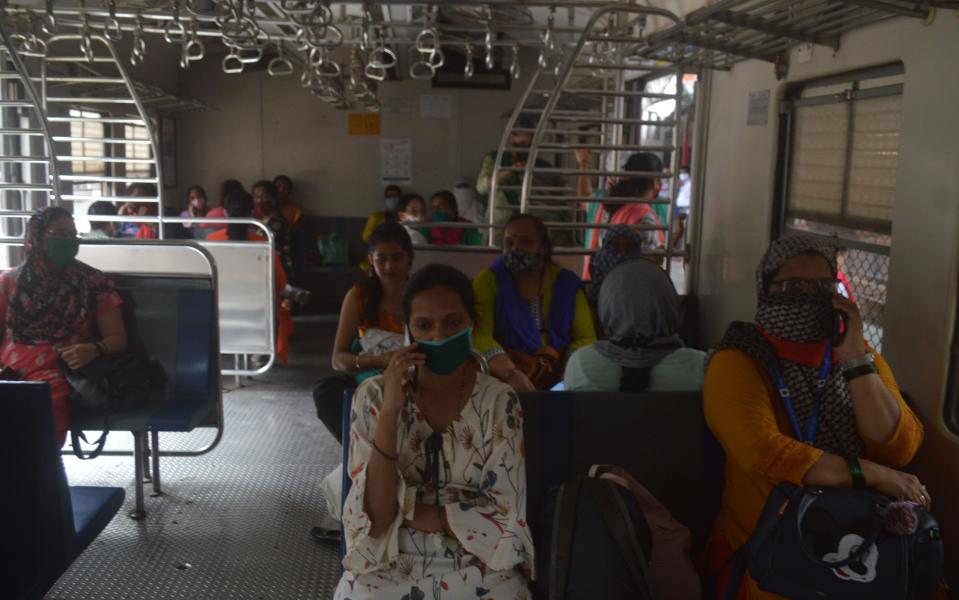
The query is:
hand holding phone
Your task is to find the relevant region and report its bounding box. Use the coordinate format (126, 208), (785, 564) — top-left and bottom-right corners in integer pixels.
(831, 296), (867, 360)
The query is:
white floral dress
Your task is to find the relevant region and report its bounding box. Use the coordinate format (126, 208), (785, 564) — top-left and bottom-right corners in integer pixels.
(334, 373), (535, 600)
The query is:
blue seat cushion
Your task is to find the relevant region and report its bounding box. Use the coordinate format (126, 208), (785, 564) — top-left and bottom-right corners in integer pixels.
(69, 486), (125, 556)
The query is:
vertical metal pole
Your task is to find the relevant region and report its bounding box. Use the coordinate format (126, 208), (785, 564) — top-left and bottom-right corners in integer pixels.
(129, 431), (146, 520)
(664, 70), (683, 279)
(150, 429), (162, 496)
(234, 353), (240, 387)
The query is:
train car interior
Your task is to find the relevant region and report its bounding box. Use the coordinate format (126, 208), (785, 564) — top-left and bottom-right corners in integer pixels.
(1, 1), (958, 598)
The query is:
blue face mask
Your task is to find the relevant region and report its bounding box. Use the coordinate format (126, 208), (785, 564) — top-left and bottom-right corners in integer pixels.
(385, 196), (400, 212)
(415, 327), (473, 375)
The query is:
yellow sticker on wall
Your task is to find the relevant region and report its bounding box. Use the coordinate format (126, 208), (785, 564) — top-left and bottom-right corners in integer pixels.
(348, 112), (382, 136)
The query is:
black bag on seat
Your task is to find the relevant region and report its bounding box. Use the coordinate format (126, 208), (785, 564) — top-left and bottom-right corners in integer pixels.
(63, 352), (167, 459)
(725, 482), (943, 600)
(536, 476), (654, 600)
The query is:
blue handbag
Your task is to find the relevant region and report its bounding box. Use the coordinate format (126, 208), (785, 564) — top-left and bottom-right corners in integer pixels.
(726, 482), (942, 600)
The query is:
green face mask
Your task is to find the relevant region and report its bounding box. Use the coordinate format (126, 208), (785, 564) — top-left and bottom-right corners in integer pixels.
(44, 237), (79, 266)
(431, 211), (452, 223)
(415, 326), (473, 375)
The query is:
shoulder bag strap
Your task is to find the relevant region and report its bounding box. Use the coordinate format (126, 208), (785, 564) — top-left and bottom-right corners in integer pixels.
(588, 478), (654, 600)
(71, 429), (109, 460)
(549, 479), (581, 600)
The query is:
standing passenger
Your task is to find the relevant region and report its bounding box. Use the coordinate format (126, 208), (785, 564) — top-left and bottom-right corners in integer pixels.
(564, 259), (705, 392)
(335, 264), (534, 599)
(253, 180), (294, 277)
(704, 235), (926, 599)
(472, 214), (596, 391)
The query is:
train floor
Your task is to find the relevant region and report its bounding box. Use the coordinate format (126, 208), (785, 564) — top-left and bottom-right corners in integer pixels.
(50, 315), (344, 600)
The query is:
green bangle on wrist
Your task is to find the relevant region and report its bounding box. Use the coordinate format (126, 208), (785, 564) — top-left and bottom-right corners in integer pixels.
(845, 456), (866, 489)
(843, 363), (878, 382)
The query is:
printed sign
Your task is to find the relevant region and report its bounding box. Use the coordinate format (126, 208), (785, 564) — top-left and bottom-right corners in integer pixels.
(380, 138), (412, 184)
(747, 90), (770, 126)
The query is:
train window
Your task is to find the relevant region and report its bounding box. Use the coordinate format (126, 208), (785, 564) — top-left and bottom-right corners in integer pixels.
(69, 108), (107, 198)
(775, 63), (904, 351)
(123, 123), (152, 179)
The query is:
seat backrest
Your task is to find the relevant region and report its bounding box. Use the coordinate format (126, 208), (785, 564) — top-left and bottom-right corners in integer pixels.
(519, 391), (724, 554)
(111, 273), (219, 426)
(3, 381), (75, 600)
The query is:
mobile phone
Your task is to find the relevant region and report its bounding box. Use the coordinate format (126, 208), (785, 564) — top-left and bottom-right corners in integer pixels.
(404, 326), (418, 389)
(832, 308), (848, 347)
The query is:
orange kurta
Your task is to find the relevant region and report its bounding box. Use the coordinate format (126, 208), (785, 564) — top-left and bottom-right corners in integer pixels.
(703, 347), (924, 599)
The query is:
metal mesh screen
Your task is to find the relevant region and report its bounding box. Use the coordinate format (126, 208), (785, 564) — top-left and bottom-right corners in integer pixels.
(787, 218), (889, 351)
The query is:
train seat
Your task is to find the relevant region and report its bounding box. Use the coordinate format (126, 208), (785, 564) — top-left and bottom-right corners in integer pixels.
(69, 273), (219, 518)
(4, 381), (125, 600)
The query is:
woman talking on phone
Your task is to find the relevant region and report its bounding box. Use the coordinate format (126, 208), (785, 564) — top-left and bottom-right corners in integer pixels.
(704, 235), (926, 599)
(335, 264), (534, 600)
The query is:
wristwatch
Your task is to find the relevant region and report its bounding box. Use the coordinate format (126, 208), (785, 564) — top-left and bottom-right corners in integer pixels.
(843, 353), (874, 369)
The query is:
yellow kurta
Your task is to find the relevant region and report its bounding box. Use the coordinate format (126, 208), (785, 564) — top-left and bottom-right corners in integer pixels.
(472, 264), (596, 358)
(704, 347), (924, 599)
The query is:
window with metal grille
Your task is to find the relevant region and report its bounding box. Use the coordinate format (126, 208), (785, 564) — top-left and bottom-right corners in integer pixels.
(123, 123), (152, 179)
(69, 108), (106, 198)
(775, 63), (904, 352)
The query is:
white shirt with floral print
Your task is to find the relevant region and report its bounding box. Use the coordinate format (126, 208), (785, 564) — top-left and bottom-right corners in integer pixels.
(335, 373), (534, 600)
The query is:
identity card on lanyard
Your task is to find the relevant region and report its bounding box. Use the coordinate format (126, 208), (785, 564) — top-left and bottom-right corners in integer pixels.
(769, 349), (832, 445)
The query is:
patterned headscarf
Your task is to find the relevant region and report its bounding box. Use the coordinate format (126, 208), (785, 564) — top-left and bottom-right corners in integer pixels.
(6, 207), (115, 344)
(712, 234), (863, 457)
(587, 224), (646, 303)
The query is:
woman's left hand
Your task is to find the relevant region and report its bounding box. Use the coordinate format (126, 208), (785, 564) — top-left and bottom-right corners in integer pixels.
(832, 295), (867, 361)
(60, 343), (98, 370)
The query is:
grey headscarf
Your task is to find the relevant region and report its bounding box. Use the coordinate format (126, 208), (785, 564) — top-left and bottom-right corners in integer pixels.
(594, 259), (683, 368)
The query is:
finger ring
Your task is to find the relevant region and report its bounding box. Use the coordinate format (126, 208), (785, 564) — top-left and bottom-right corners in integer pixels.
(919, 494), (926, 503)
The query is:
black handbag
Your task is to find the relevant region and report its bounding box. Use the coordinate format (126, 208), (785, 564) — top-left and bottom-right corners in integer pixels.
(62, 352), (167, 459)
(726, 482), (943, 600)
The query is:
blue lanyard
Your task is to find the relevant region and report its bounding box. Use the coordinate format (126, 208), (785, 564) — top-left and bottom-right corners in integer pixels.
(769, 348), (833, 444)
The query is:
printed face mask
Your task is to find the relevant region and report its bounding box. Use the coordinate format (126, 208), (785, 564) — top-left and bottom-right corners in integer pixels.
(415, 327), (473, 375)
(756, 292), (834, 343)
(504, 249), (541, 274)
(44, 237), (80, 266)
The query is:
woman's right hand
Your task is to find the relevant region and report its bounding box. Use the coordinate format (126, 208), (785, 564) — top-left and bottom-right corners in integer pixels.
(382, 344), (425, 412)
(869, 463), (931, 510)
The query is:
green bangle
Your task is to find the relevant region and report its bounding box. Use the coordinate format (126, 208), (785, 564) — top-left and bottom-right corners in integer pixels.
(843, 363), (878, 383)
(846, 456), (866, 490)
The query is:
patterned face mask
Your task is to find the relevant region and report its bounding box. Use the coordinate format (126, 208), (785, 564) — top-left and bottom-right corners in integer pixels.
(503, 249), (541, 274)
(756, 291), (835, 343)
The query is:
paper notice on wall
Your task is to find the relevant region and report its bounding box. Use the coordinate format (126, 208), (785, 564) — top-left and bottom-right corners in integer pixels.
(348, 112), (382, 136)
(746, 90), (770, 126)
(382, 97), (412, 114)
(380, 138), (412, 184)
(420, 94), (451, 119)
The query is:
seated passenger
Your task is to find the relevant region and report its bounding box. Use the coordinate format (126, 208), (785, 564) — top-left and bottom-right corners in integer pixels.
(201, 178), (242, 229)
(429, 190), (482, 246)
(395, 193), (429, 245)
(577, 150), (666, 276)
(134, 202), (159, 240)
(705, 235), (926, 599)
(84, 200), (117, 239)
(0, 207), (127, 445)
(314, 223), (413, 443)
(586, 223), (647, 305)
(253, 180), (293, 276)
(180, 185), (210, 239)
(362, 184), (402, 243)
(273, 174), (305, 229)
(117, 182), (158, 238)
(208, 190), (297, 365)
(473, 214), (596, 391)
(336, 263), (533, 599)
(564, 259), (705, 392)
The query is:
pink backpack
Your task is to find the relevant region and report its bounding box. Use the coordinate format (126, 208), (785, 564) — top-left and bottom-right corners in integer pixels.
(590, 464), (702, 600)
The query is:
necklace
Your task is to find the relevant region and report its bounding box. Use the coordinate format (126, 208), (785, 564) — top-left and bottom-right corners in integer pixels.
(415, 367), (471, 431)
